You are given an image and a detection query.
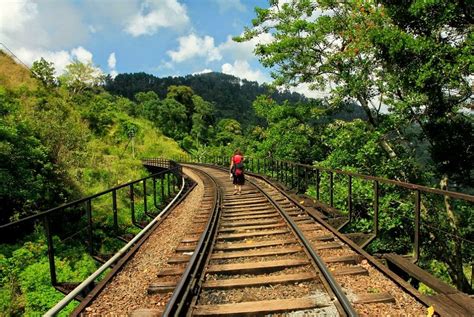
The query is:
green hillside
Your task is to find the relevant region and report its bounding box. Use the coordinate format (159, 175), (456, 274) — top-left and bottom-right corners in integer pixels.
(0, 51), (184, 315)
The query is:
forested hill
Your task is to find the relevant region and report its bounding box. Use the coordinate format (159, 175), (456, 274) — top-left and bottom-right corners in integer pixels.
(105, 72), (307, 125)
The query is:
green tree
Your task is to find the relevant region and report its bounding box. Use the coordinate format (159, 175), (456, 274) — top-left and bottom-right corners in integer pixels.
(31, 58), (56, 87)
(58, 61), (105, 94)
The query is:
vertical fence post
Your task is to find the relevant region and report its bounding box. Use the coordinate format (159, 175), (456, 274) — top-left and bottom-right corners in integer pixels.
(166, 173), (170, 198)
(374, 180), (379, 236)
(43, 216), (57, 286)
(143, 179), (147, 213)
(130, 184), (135, 224)
(316, 169), (320, 201)
(329, 172), (334, 207)
(112, 190), (118, 233)
(257, 158), (260, 174)
(271, 159), (274, 179)
(414, 189), (421, 262)
(160, 174), (165, 205)
(348, 175), (352, 222)
(86, 199), (93, 254)
(153, 177), (157, 208)
(304, 166), (308, 194)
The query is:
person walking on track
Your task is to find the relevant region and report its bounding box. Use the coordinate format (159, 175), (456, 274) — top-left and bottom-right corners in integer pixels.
(230, 149), (245, 195)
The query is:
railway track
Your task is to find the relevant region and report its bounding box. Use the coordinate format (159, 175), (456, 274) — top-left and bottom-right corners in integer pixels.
(83, 164), (428, 316)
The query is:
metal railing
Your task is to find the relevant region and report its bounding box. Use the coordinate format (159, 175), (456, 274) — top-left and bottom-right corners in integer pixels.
(0, 160), (183, 293)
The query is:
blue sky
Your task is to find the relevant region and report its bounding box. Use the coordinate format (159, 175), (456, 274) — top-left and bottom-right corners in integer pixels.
(0, 0), (273, 81)
(0, 0), (324, 97)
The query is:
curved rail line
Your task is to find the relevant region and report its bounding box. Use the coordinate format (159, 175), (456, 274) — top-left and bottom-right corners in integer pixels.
(161, 165), (359, 316)
(77, 163), (429, 316)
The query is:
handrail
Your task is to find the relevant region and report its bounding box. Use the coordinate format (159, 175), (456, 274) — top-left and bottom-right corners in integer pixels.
(44, 175), (186, 316)
(0, 167), (179, 229)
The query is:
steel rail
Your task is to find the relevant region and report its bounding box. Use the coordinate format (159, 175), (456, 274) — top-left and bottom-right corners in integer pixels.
(44, 175), (186, 317)
(162, 167), (222, 316)
(246, 176), (358, 316)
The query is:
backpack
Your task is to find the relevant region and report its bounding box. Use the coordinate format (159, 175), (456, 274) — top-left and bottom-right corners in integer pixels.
(232, 155), (244, 175)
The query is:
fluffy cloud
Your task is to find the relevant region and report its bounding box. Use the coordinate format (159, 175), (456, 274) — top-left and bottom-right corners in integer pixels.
(218, 33), (273, 61)
(108, 52), (117, 69)
(221, 60), (269, 84)
(124, 0), (189, 37)
(108, 52), (118, 78)
(287, 83), (331, 99)
(192, 69), (213, 75)
(168, 34), (221, 63)
(14, 46), (96, 75)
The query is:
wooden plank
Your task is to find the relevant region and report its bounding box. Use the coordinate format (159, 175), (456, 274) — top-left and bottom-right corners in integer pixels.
(223, 205), (273, 213)
(332, 266), (368, 276)
(175, 244), (196, 252)
(206, 258), (309, 274)
(309, 234), (334, 242)
(323, 254), (363, 264)
(219, 223), (286, 233)
(429, 294), (472, 316)
(313, 242), (342, 250)
(220, 219), (281, 227)
(214, 239), (298, 251)
(130, 308), (163, 317)
(218, 229), (289, 240)
(147, 281), (177, 294)
(168, 255), (191, 263)
(211, 246), (302, 259)
(223, 198), (267, 206)
(223, 209), (276, 217)
(383, 253), (458, 295)
(157, 267), (186, 277)
(181, 236), (200, 243)
(203, 272), (316, 289)
(221, 214), (279, 221)
(193, 297), (327, 315)
(354, 293), (395, 304)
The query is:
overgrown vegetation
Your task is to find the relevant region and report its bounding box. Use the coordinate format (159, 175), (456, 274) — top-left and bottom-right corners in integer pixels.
(0, 51), (184, 315)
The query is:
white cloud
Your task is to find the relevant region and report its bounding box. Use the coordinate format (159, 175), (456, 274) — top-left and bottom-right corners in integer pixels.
(15, 47), (72, 75)
(221, 60), (269, 84)
(108, 52), (117, 69)
(213, 0), (246, 13)
(71, 46), (93, 64)
(287, 83), (331, 99)
(168, 34), (221, 63)
(107, 52), (118, 78)
(0, 0), (37, 33)
(192, 69), (213, 75)
(218, 33), (273, 61)
(124, 0), (189, 37)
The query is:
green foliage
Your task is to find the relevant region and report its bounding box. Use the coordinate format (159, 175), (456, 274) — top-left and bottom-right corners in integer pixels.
(31, 58), (56, 88)
(58, 60), (105, 94)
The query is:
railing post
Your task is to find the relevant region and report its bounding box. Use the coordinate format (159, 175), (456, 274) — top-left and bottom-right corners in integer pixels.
(414, 189), (421, 262)
(43, 216), (57, 286)
(161, 174), (165, 204)
(153, 177), (157, 208)
(130, 184), (135, 224)
(348, 175), (352, 222)
(329, 172), (334, 207)
(304, 166), (308, 193)
(166, 173), (170, 198)
(143, 179), (147, 213)
(112, 190), (118, 232)
(271, 159), (274, 179)
(316, 169), (320, 200)
(257, 158), (260, 174)
(374, 180), (379, 236)
(86, 199), (93, 254)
